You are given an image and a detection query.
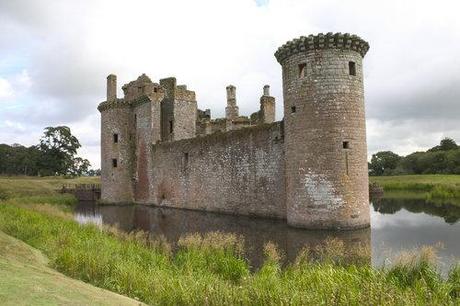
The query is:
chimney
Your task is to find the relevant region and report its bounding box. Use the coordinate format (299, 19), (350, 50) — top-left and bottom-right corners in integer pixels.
(107, 74), (117, 101)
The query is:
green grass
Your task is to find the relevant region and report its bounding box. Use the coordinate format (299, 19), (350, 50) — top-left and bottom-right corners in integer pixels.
(0, 201), (459, 305)
(0, 230), (143, 306)
(0, 175), (100, 199)
(370, 175), (460, 206)
(370, 174), (460, 191)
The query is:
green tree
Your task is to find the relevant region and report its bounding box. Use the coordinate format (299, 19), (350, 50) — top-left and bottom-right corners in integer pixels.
(428, 137), (458, 152)
(38, 126), (90, 176)
(369, 151), (402, 176)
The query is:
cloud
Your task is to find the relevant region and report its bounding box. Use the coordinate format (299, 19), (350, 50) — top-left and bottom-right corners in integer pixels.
(0, 78), (14, 100)
(0, 0), (459, 168)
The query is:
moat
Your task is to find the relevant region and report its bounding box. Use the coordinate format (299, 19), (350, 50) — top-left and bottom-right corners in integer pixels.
(74, 197), (460, 272)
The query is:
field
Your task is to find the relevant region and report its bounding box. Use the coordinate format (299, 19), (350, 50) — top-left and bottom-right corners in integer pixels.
(370, 175), (460, 206)
(0, 176), (100, 199)
(0, 176), (459, 305)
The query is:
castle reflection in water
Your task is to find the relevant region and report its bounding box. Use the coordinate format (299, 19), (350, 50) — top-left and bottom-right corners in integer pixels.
(75, 202), (371, 268)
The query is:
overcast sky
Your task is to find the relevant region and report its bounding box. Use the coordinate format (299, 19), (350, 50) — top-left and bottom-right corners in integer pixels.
(1, 0), (459, 169)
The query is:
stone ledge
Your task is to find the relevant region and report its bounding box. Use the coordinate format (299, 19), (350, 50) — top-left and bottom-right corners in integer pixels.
(97, 95), (153, 112)
(274, 32), (369, 63)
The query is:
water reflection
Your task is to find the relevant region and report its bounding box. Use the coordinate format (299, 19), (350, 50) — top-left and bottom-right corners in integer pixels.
(75, 197), (460, 271)
(75, 202), (370, 268)
(371, 196), (460, 272)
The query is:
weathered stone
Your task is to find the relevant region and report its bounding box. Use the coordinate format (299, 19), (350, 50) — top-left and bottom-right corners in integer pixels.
(98, 32), (370, 230)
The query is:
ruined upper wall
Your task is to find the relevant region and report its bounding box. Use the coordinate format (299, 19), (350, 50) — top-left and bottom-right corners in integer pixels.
(122, 74), (163, 101)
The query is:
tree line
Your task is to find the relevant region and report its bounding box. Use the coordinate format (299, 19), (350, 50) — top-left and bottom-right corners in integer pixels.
(369, 138), (460, 176)
(0, 126), (99, 176)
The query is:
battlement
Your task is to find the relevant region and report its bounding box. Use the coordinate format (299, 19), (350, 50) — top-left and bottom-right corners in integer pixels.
(97, 98), (130, 112)
(274, 32), (369, 63)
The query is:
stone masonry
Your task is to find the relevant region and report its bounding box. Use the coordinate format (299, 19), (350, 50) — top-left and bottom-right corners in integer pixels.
(98, 32), (370, 230)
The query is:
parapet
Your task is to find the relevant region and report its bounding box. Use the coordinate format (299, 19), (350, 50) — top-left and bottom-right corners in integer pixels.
(122, 74), (162, 101)
(274, 32), (369, 63)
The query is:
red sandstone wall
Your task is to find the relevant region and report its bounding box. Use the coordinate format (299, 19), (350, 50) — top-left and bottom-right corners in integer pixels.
(147, 122), (286, 219)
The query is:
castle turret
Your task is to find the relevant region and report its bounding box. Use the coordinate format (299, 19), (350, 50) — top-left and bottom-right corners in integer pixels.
(225, 85), (239, 121)
(259, 85), (275, 124)
(160, 77), (197, 141)
(98, 74), (134, 203)
(275, 33), (370, 229)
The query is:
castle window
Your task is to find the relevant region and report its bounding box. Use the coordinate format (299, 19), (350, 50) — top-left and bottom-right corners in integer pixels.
(343, 141), (350, 149)
(154, 87), (158, 93)
(183, 152), (189, 170)
(113, 133), (118, 143)
(169, 120), (174, 134)
(291, 106), (296, 113)
(112, 158), (118, 168)
(134, 114), (137, 127)
(298, 63), (306, 78)
(348, 61), (356, 76)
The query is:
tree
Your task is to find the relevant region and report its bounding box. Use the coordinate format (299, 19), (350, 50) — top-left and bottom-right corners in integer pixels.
(369, 151), (402, 176)
(428, 137), (458, 152)
(69, 157), (91, 176)
(38, 126), (90, 176)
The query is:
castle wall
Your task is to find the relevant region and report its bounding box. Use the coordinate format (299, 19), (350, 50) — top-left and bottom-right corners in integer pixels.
(147, 122), (286, 219)
(133, 101), (153, 203)
(173, 88), (197, 140)
(100, 106), (134, 203)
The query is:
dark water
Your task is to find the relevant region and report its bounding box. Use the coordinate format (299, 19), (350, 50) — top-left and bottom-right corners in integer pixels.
(74, 197), (460, 271)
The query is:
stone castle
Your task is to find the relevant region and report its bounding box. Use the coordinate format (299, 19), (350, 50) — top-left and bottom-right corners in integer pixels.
(98, 32), (370, 230)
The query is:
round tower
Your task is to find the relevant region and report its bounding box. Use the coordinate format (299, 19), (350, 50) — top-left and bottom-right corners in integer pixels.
(275, 33), (370, 230)
(98, 74), (134, 203)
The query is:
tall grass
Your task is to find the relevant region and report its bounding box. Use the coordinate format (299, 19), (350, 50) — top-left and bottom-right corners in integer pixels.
(0, 202), (459, 305)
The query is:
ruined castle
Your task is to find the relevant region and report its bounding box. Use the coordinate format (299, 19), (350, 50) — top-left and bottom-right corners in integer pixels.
(98, 33), (370, 230)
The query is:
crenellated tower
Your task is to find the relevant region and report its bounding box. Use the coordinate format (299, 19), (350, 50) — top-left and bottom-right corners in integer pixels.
(275, 33), (370, 229)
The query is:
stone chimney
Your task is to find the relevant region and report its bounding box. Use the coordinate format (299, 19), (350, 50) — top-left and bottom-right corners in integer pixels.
(107, 74), (117, 101)
(225, 85), (239, 121)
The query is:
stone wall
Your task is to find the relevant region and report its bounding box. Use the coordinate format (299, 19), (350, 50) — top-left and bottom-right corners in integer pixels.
(276, 33), (370, 229)
(100, 104), (134, 203)
(146, 122), (286, 219)
(133, 101), (153, 203)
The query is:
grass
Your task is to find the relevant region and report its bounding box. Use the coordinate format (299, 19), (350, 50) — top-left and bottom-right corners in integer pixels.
(370, 175), (460, 206)
(0, 175), (100, 199)
(0, 230), (143, 306)
(0, 201), (459, 305)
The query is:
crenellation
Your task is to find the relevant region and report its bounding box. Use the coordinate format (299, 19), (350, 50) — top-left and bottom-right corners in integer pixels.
(98, 32), (370, 230)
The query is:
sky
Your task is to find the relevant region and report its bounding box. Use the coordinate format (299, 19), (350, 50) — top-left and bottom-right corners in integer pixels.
(0, 0), (459, 169)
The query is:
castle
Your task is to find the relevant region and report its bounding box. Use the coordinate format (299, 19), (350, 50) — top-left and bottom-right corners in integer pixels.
(98, 33), (370, 230)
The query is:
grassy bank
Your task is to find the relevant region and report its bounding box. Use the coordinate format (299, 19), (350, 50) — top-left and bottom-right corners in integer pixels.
(0, 201), (459, 305)
(370, 175), (460, 205)
(0, 230), (143, 305)
(0, 176), (99, 199)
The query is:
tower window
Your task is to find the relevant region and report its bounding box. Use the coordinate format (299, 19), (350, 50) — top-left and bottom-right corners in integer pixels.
(112, 158), (118, 167)
(348, 61), (356, 76)
(183, 152), (189, 171)
(113, 133), (118, 143)
(134, 114), (137, 127)
(169, 120), (174, 134)
(343, 141), (350, 149)
(291, 106), (296, 113)
(298, 63), (306, 78)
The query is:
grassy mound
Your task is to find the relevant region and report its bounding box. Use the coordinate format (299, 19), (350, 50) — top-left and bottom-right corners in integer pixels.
(0, 230), (143, 306)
